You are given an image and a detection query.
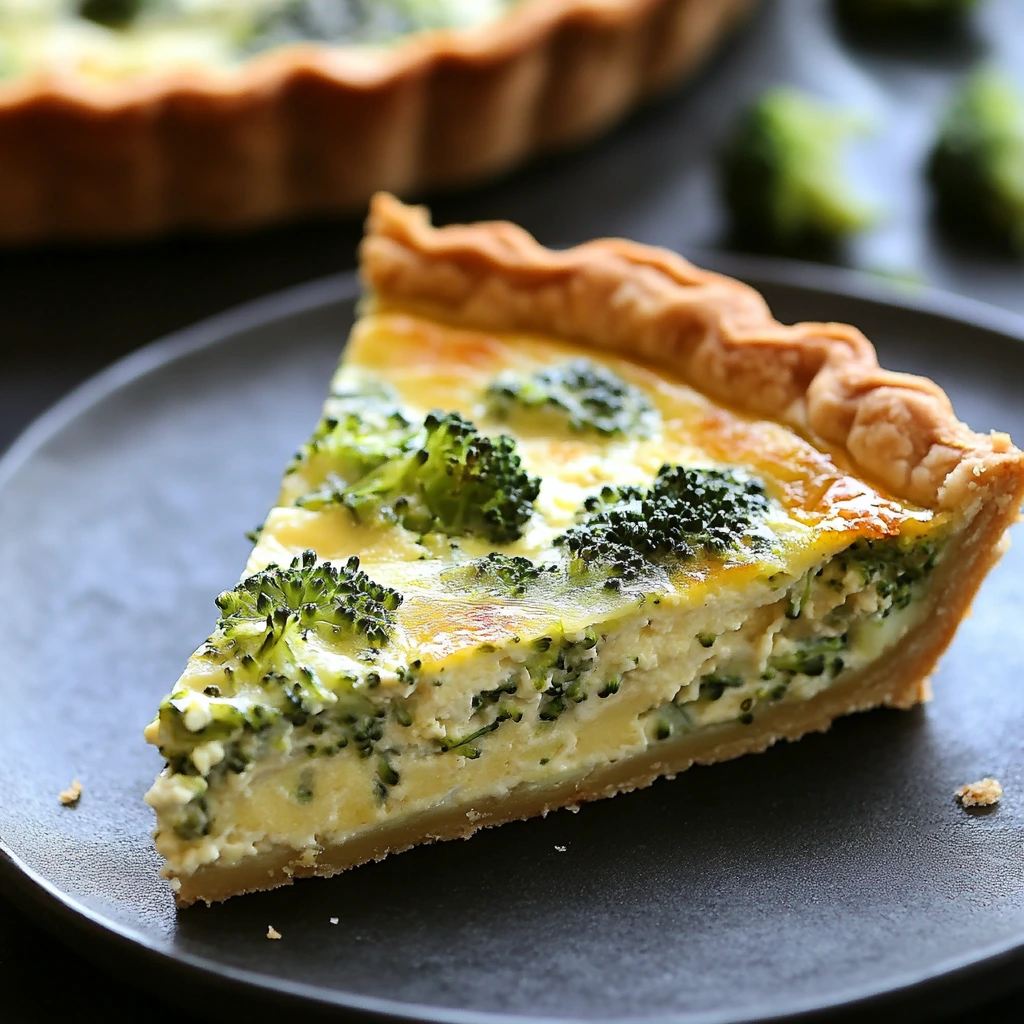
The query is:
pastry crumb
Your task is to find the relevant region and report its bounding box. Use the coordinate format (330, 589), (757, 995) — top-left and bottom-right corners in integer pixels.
(329, 917), (339, 925)
(566, 805), (580, 814)
(267, 925), (282, 940)
(554, 845), (567, 852)
(955, 778), (1002, 808)
(59, 779), (82, 806)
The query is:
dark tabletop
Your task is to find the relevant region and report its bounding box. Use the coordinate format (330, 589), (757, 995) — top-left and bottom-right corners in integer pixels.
(2, 0), (1023, 1020)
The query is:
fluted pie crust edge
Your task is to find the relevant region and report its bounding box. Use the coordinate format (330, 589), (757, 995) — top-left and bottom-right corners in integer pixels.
(0, 0), (753, 243)
(361, 193), (1024, 517)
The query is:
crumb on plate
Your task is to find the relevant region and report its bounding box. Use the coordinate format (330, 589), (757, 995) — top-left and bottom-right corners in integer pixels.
(59, 780), (82, 806)
(955, 777), (1002, 808)
(329, 917), (339, 925)
(555, 845), (567, 852)
(267, 925), (282, 940)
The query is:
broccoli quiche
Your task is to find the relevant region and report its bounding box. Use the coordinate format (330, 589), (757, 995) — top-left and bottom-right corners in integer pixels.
(0, 0), (753, 242)
(145, 194), (1024, 906)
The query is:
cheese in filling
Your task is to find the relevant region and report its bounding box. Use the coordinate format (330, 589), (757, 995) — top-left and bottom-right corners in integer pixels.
(144, 312), (952, 882)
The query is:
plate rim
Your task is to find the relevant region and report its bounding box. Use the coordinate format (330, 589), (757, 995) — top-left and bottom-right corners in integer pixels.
(2, 259), (1024, 1024)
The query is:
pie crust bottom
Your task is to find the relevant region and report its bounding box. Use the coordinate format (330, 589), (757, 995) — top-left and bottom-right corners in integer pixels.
(172, 500), (1007, 908)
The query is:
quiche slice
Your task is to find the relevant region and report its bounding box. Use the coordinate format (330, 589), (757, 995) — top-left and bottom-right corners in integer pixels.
(145, 194), (1024, 906)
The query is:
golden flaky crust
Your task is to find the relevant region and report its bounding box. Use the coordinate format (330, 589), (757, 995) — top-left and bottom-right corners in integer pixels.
(0, 0), (752, 243)
(361, 193), (1024, 515)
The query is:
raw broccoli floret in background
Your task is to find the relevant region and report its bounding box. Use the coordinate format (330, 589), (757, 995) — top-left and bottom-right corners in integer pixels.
(928, 71), (1024, 254)
(719, 88), (874, 254)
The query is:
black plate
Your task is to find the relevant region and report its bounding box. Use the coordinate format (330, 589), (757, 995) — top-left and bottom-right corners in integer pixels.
(2, 265), (1023, 1024)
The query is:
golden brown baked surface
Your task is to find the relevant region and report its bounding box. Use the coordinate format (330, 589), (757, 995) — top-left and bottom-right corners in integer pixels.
(0, 0), (753, 243)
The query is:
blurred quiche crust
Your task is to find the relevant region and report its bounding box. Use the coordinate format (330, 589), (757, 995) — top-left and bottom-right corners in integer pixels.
(0, 0), (754, 242)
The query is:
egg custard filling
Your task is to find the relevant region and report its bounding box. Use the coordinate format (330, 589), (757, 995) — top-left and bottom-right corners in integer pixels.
(145, 307), (956, 905)
(0, 1), (518, 81)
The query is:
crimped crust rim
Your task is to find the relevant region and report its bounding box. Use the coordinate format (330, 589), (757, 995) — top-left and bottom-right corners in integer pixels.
(0, 0), (668, 110)
(360, 193), (1024, 514)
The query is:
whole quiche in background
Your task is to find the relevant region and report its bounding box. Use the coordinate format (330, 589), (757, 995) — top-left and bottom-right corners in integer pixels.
(0, 0), (755, 243)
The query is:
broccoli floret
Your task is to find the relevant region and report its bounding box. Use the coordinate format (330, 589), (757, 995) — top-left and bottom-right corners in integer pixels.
(246, 0), (408, 50)
(341, 410), (541, 543)
(79, 0), (145, 28)
(835, 0), (979, 35)
(557, 464), (770, 588)
(285, 383), (418, 508)
(150, 552), (410, 832)
(719, 88), (873, 254)
(928, 71), (1024, 254)
(215, 548), (403, 650)
(486, 358), (657, 438)
(288, 397), (540, 543)
(157, 552), (403, 764)
(440, 552), (556, 599)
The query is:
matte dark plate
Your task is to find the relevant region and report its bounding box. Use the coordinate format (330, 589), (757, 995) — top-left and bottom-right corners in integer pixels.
(2, 265), (1023, 1024)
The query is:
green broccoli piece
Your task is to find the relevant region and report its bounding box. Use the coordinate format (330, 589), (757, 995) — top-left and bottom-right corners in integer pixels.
(835, 0), (979, 35)
(768, 635), (847, 678)
(78, 0), (146, 28)
(719, 88), (873, 254)
(697, 672), (744, 702)
(284, 383), (418, 508)
(486, 358), (657, 438)
(928, 71), (1024, 254)
(215, 548), (403, 650)
(151, 552), (412, 831)
(340, 410), (541, 544)
(838, 535), (940, 614)
(160, 550), (403, 761)
(440, 704), (524, 759)
(440, 552), (556, 599)
(525, 631), (601, 721)
(557, 465), (770, 589)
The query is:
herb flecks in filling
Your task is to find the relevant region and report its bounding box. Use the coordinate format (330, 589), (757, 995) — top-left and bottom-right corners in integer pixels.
(646, 531), (945, 740)
(437, 628), (629, 758)
(487, 358), (658, 438)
